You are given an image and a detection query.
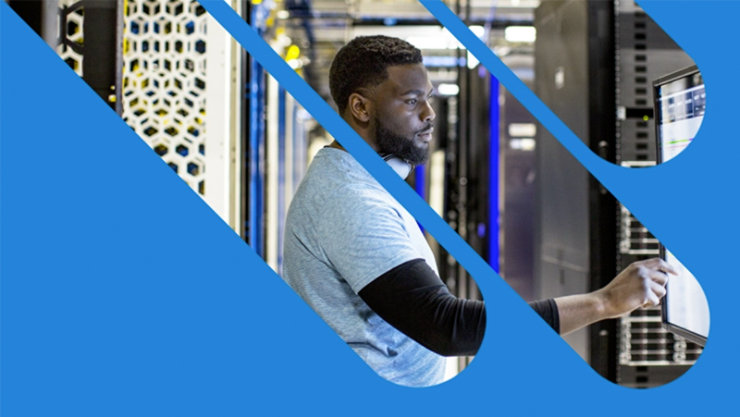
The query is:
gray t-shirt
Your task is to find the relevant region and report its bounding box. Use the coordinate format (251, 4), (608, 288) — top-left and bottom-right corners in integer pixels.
(282, 147), (445, 387)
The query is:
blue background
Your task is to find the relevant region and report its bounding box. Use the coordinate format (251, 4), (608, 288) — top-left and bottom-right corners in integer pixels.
(1, 0), (736, 415)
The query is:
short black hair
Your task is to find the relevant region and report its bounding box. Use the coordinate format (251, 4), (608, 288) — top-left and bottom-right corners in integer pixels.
(329, 35), (423, 114)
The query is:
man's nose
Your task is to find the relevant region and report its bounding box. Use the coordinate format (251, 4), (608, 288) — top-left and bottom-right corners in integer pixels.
(421, 100), (435, 123)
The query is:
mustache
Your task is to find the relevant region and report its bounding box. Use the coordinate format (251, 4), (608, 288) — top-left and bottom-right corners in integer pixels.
(416, 123), (434, 134)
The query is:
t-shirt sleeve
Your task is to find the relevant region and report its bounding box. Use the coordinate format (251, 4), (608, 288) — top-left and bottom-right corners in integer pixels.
(318, 190), (421, 293)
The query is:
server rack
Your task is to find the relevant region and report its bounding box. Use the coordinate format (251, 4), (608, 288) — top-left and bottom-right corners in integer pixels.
(9, 0), (245, 238)
(533, 0), (701, 386)
(533, 0), (617, 370)
(614, 0), (700, 388)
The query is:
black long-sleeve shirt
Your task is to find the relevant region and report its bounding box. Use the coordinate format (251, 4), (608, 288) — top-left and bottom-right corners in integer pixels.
(359, 258), (560, 356)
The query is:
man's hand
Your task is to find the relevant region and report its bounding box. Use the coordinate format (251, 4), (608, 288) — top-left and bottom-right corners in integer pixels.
(595, 257), (677, 319)
(553, 258), (677, 335)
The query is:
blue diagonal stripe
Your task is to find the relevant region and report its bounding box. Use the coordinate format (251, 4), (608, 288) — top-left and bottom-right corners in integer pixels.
(199, 2), (504, 294)
(420, 0), (615, 177)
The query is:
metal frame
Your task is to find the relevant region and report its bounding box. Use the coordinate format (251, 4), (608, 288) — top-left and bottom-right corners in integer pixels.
(206, 0), (242, 226)
(265, 74), (279, 270)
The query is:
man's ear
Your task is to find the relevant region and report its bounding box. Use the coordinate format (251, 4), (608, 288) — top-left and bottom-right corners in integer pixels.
(347, 92), (372, 123)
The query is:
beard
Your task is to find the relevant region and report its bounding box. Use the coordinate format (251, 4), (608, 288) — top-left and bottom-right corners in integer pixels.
(374, 118), (432, 165)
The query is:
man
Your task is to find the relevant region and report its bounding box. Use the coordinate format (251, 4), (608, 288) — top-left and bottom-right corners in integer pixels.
(282, 35), (675, 387)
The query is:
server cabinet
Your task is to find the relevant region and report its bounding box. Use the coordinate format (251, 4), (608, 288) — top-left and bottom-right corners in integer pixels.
(533, 0), (617, 375)
(614, 0), (699, 388)
(534, 0), (701, 385)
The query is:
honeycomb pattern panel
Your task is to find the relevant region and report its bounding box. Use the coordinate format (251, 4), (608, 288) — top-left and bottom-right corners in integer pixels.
(122, 0), (208, 195)
(57, 0), (85, 76)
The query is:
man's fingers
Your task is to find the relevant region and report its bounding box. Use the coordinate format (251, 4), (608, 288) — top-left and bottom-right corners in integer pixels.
(650, 280), (667, 300)
(660, 261), (679, 276)
(645, 257), (679, 275)
(649, 269), (669, 286)
(640, 281), (666, 309)
(642, 257), (679, 276)
(643, 289), (661, 307)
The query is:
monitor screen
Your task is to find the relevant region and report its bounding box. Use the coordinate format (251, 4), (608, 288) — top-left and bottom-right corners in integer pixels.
(654, 65), (709, 346)
(654, 66), (705, 163)
(661, 248), (710, 345)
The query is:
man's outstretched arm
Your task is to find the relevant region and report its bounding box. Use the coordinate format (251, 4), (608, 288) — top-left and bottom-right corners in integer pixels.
(358, 257), (675, 355)
(555, 257), (676, 334)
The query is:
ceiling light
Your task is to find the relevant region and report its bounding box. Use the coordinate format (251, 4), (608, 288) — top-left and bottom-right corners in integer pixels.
(467, 51), (479, 69)
(437, 83), (460, 96)
(509, 138), (536, 151)
(469, 25), (485, 38)
(505, 26), (536, 43)
(508, 123), (537, 137)
(405, 25), (487, 50)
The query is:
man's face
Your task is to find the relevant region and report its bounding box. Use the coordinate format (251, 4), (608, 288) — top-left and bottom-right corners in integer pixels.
(370, 63), (435, 165)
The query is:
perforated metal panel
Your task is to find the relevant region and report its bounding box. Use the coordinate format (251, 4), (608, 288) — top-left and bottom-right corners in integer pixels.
(122, 0), (208, 195)
(48, 0), (241, 230)
(57, 0), (84, 76)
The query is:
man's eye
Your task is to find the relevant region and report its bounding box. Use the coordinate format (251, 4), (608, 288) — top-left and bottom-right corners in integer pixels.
(406, 99), (418, 105)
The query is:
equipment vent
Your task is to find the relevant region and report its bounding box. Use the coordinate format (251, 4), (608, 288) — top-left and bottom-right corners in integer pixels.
(121, 0), (208, 195)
